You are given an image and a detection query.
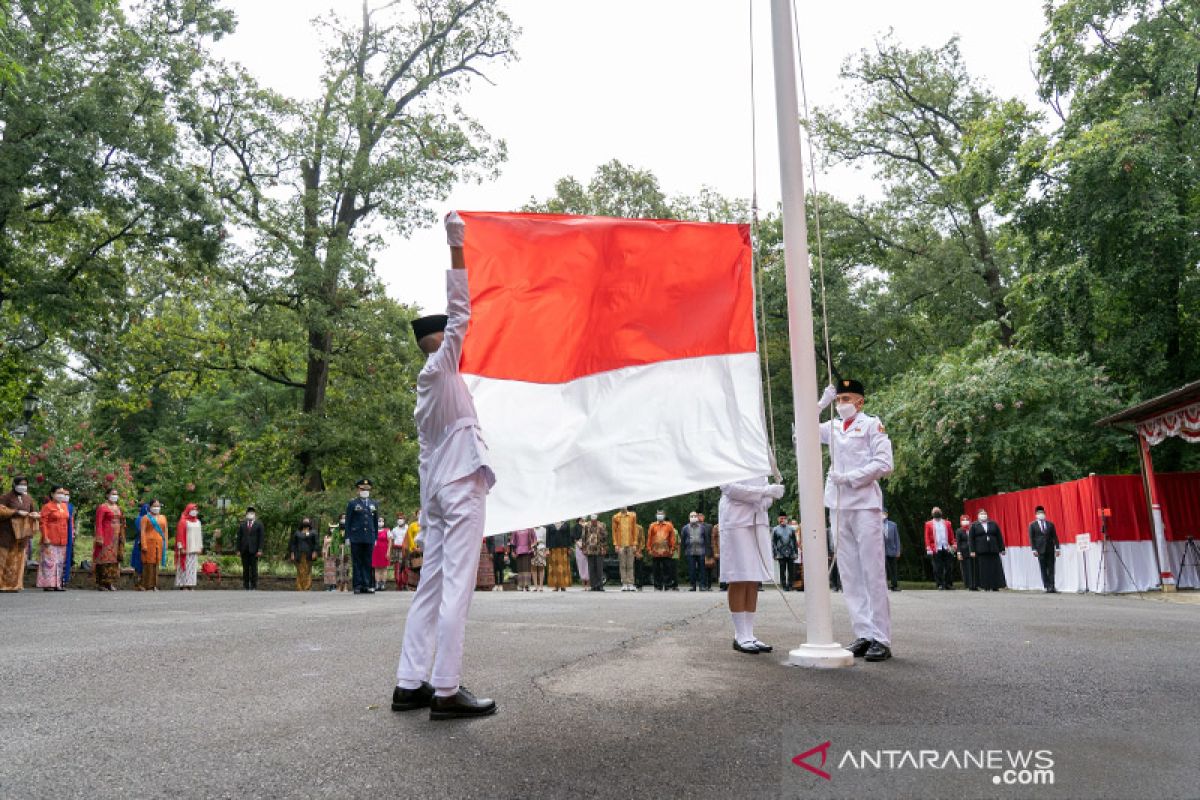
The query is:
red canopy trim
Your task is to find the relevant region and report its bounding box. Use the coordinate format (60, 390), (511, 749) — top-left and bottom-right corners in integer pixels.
(1137, 401), (1200, 446)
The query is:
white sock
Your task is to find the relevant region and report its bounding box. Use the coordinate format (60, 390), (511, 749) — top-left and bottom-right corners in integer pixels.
(434, 685), (458, 698)
(745, 611), (757, 642)
(732, 612), (750, 642)
(397, 679), (422, 691)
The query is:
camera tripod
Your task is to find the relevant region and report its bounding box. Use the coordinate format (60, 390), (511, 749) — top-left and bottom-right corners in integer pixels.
(1095, 521), (1143, 596)
(1176, 535), (1200, 588)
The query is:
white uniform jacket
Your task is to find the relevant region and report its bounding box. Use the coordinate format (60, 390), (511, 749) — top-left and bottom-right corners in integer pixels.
(717, 477), (776, 529)
(416, 270), (496, 514)
(819, 412), (893, 510)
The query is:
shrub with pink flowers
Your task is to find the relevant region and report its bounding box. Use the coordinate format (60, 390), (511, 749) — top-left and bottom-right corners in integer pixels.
(4, 425), (135, 512)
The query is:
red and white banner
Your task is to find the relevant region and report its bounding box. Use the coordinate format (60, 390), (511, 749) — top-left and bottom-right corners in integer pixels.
(457, 211), (772, 535)
(1138, 401), (1200, 445)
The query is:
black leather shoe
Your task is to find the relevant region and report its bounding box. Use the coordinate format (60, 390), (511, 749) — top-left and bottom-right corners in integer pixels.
(429, 687), (497, 720)
(847, 637), (872, 658)
(751, 640), (774, 653)
(732, 639), (760, 654)
(391, 682), (435, 711)
(864, 641), (892, 662)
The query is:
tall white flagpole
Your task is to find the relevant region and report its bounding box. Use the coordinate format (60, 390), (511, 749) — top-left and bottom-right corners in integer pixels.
(768, 0), (854, 668)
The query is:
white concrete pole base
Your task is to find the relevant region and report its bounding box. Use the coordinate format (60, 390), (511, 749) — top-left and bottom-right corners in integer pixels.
(788, 642), (855, 669)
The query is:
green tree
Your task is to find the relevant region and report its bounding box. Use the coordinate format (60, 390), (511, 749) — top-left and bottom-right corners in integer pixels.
(811, 35), (1040, 347)
(186, 0), (517, 490)
(0, 0), (232, 360)
(523, 159), (673, 218)
(1013, 0), (1200, 400)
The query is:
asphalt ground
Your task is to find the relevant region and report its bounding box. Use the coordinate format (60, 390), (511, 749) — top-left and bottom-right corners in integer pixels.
(1, 585), (1197, 800)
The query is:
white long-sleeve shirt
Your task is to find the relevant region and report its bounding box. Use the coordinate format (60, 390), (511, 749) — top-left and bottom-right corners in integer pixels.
(416, 270), (496, 514)
(717, 477), (776, 530)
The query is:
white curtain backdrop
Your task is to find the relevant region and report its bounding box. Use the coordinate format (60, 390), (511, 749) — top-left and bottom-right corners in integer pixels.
(1000, 543), (1161, 593)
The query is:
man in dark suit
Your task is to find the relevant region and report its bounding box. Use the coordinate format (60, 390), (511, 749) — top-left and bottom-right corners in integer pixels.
(1028, 505), (1060, 593)
(236, 507), (265, 590)
(968, 510), (1006, 591)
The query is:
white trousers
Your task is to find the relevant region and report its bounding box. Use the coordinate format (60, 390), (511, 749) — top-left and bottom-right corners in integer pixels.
(396, 471), (487, 692)
(832, 508), (891, 646)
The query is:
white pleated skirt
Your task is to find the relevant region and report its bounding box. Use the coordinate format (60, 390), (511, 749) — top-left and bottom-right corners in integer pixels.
(718, 524), (772, 583)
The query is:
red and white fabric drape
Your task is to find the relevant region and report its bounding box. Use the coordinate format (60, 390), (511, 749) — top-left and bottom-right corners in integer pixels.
(1137, 402), (1200, 446)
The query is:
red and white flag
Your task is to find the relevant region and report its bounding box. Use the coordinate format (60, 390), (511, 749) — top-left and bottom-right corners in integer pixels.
(458, 211), (772, 535)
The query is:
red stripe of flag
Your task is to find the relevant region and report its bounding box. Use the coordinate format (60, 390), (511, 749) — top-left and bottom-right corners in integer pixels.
(459, 212), (756, 384)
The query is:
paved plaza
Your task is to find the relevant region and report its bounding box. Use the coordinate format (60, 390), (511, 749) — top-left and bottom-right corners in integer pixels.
(1, 587), (1197, 799)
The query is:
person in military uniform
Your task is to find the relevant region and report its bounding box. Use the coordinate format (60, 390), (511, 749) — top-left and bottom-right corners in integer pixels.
(345, 479), (380, 594)
(818, 379), (895, 662)
(393, 211), (497, 721)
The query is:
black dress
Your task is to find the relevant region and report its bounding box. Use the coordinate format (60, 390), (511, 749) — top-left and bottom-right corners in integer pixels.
(969, 521), (1006, 590)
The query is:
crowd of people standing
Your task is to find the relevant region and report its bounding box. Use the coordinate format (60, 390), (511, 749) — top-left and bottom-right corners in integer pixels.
(0, 470), (1062, 598)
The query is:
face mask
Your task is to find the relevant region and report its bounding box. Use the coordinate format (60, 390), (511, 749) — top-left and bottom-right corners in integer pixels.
(932, 512), (942, 519)
(397, 519), (406, 527)
(151, 507), (161, 515)
(836, 402), (857, 420)
(589, 514), (597, 521)
(15, 485), (27, 495)
(978, 514), (988, 522)
(656, 514), (664, 521)
(359, 490), (370, 499)
(189, 510), (198, 518)
(689, 516), (698, 524)
(54, 493), (67, 502)
(108, 494), (119, 503)
(1036, 512), (1046, 521)
(246, 513), (256, 521)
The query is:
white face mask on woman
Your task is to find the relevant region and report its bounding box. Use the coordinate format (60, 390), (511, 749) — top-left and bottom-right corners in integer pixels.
(15, 485), (28, 495)
(151, 506), (161, 515)
(108, 494), (119, 504)
(189, 509), (198, 518)
(656, 513), (665, 521)
(54, 493), (68, 503)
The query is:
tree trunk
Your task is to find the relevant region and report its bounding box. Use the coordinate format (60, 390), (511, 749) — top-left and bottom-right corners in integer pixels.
(299, 327), (332, 492)
(968, 207), (1014, 346)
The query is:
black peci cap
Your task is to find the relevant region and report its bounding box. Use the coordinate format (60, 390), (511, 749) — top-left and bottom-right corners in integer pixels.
(411, 315), (448, 342)
(837, 378), (866, 396)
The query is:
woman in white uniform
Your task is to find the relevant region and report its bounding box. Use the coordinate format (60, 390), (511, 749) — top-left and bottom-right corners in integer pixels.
(719, 477), (785, 653)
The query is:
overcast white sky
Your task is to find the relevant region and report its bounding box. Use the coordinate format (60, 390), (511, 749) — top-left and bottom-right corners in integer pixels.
(213, 0), (1049, 313)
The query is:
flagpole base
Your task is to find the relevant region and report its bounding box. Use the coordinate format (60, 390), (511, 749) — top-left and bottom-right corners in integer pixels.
(787, 642), (855, 669)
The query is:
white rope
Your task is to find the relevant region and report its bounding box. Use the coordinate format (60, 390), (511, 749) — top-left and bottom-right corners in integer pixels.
(747, 0), (783, 485)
